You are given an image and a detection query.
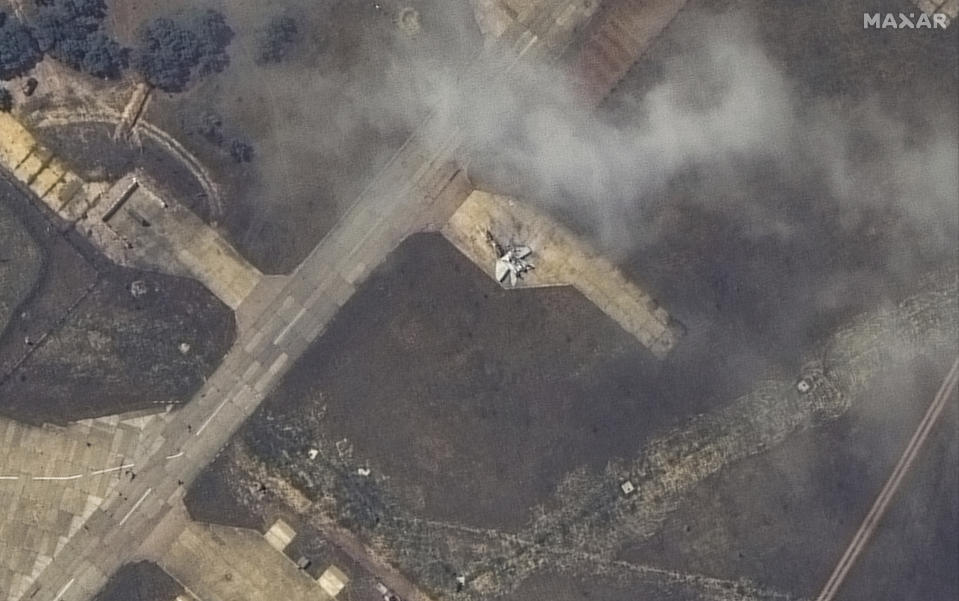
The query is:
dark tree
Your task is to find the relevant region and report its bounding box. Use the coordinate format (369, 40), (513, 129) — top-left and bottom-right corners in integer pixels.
(0, 11), (41, 81)
(133, 11), (233, 93)
(31, 0), (107, 52)
(194, 110), (224, 146)
(229, 140), (254, 163)
(193, 10), (233, 76)
(29, 0), (126, 79)
(46, 36), (86, 70)
(79, 33), (128, 79)
(0, 87), (13, 112)
(133, 18), (200, 92)
(257, 15), (299, 64)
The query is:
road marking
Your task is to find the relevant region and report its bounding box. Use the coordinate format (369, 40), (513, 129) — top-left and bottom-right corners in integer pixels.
(274, 306), (307, 346)
(267, 352), (288, 375)
(52, 577), (74, 601)
(0, 475), (19, 480)
(165, 451), (184, 460)
(119, 488), (152, 526)
(240, 360), (261, 381)
(32, 474), (83, 481)
(253, 352), (289, 393)
(196, 397), (230, 436)
(243, 329), (265, 354)
(815, 357), (959, 601)
(90, 463), (134, 476)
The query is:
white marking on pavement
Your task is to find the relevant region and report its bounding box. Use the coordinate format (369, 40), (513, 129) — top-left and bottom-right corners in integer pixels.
(32, 474), (83, 481)
(0, 475), (18, 480)
(53, 577), (75, 601)
(165, 451), (184, 460)
(815, 357), (959, 601)
(196, 397), (230, 436)
(90, 463), (135, 476)
(119, 488), (153, 526)
(267, 352), (288, 376)
(274, 306), (307, 345)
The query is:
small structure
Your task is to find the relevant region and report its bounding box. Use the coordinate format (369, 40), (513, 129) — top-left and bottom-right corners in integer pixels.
(318, 565), (350, 598)
(264, 518), (297, 552)
(620, 480), (636, 496)
(296, 556), (311, 570)
(129, 280), (149, 297)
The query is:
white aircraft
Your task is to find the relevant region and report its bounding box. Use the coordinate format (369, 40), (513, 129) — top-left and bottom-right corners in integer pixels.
(486, 230), (533, 287)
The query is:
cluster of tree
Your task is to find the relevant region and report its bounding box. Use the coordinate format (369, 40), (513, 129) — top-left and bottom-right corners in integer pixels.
(31, 0), (127, 79)
(229, 139), (254, 163)
(195, 109), (225, 145)
(132, 10), (233, 93)
(1, 4), (234, 93)
(192, 109), (254, 163)
(0, 10), (41, 81)
(257, 15), (299, 64)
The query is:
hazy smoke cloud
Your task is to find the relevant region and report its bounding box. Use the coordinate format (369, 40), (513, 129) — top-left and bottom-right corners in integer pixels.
(411, 11), (957, 269)
(199, 1), (955, 285)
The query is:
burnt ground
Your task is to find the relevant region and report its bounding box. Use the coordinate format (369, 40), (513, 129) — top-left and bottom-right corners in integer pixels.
(91, 561), (183, 601)
(103, 0), (483, 273)
(841, 392), (958, 601)
(515, 0), (957, 597)
(605, 0), (958, 365)
(188, 232), (724, 596)
(620, 357), (958, 601)
(463, 0), (958, 406)
(0, 174), (235, 426)
(0, 188), (43, 336)
(500, 571), (701, 601)
(184, 1), (956, 599)
(187, 446), (406, 600)
(186, 233), (955, 599)
(192, 233), (662, 533)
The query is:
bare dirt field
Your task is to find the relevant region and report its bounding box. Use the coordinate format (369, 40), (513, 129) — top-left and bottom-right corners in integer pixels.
(102, 0), (483, 273)
(91, 561), (183, 601)
(0, 176), (235, 425)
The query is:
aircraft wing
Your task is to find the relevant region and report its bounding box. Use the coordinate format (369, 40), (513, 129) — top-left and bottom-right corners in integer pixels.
(495, 259), (510, 282)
